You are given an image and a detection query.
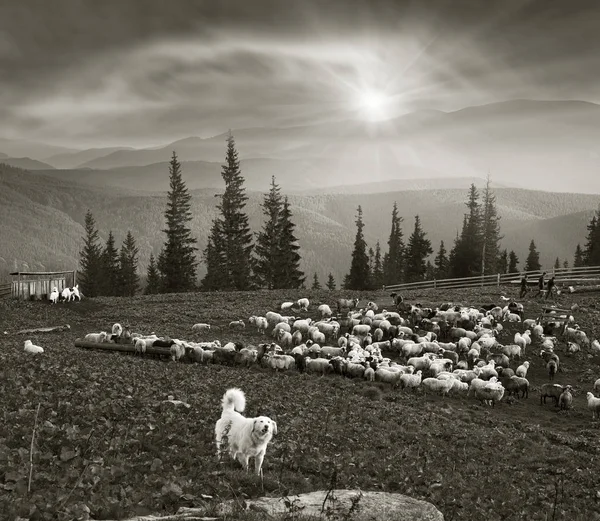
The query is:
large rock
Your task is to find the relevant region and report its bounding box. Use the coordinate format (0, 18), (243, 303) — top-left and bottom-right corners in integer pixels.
(97, 489), (444, 521)
(215, 489), (444, 521)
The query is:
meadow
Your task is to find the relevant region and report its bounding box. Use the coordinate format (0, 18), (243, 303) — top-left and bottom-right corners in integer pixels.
(1, 287), (600, 521)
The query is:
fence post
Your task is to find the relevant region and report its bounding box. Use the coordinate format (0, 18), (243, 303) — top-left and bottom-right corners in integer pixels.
(434, 279), (437, 289)
(497, 273), (500, 287)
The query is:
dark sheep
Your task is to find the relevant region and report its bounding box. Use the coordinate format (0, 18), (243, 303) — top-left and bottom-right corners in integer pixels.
(540, 383), (563, 406)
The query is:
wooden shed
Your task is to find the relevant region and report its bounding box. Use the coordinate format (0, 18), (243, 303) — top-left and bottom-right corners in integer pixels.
(9, 270), (77, 300)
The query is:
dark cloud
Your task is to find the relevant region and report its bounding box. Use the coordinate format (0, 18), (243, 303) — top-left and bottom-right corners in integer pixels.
(1, 0), (599, 148)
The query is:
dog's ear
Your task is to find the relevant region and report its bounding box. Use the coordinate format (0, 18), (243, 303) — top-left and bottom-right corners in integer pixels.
(271, 421), (277, 435)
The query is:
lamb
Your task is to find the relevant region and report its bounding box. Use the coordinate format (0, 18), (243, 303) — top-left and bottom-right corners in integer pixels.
(85, 332), (108, 343)
(24, 340), (43, 354)
(420, 377), (454, 397)
(305, 357), (332, 376)
(515, 361), (530, 378)
(49, 287), (59, 304)
(228, 320), (245, 330)
(297, 298), (310, 311)
(586, 392), (600, 419)
(192, 323), (211, 334)
(559, 385), (573, 410)
(540, 383), (564, 406)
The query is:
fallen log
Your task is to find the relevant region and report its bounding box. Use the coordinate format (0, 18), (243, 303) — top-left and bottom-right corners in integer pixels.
(564, 285), (600, 294)
(74, 338), (172, 357)
(16, 324), (71, 334)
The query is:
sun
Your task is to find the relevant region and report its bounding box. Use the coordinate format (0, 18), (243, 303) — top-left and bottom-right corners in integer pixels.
(355, 89), (391, 121)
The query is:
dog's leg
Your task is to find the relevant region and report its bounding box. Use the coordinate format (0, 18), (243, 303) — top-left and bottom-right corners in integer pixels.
(254, 450), (266, 476)
(237, 453), (249, 471)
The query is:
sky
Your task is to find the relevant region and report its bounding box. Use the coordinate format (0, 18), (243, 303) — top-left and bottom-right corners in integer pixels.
(1, 0), (599, 149)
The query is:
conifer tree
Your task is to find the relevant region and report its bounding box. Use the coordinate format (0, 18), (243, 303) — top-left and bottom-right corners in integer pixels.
(508, 250), (519, 273)
(449, 184), (483, 277)
(117, 231), (140, 297)
(434, 240), (449, 279)
(158, 152), (198, 292)
(404, 215), (433, 283)
(498, 249), (508, 274)
(382, 202), (404, 285)
(78, 209), (103, 298)
(101, 231), (119, 296)
(583, 207), (600, 265)
(311, 273), (322, 290)
(254, 176), (282, 289)
(345, 206), (371, 290)
(524, 239), (541, 272)
(554, 257), (560, 270)
(563, 259), (569, 269)
(326, 272), (336, 290)
(425, 260), (435, 281)
(274, 196), (305, 289)
(145, 254), (161, 294)
(574, 244), (584, 267)
(201, 134), (253, 290)
(371, 241), (384, 289)
(481, 176), (502, 275)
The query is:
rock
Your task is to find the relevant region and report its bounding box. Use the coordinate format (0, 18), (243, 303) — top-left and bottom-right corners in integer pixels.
(214, 489), (444, 520)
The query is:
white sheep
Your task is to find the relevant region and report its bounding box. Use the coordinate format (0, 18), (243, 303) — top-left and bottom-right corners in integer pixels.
(278, 330), (293, 348)
(594, 378), (600, 393)
(400, 370), (422, 390)
(134, 338), (147, 355)
(450, 379), (469, 394)
(170, 342), (186, 362)
(305, 357), (332, 376)
(586, 392), (600, 419)
(228, 320), (245, 330)
(292, 319), (312, 335)
(24, 340), (43, 354)
(296, 298), (310, 311)
(318, 304), (333, 318)
(421, 377), (454, 397)
(112, 323), (123, 337)
(591, 340), (600, 355)
(515, 361), (530, 378)
(192, 323), (211, 334)
(281, 301), (296, 312)
(85, 332), (108, 343)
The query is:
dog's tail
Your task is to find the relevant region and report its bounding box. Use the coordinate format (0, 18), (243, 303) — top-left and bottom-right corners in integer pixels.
(221, 388), (246, 413)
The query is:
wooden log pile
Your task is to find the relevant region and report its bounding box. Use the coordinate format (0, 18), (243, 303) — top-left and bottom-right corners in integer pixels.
(74, 339), (172, 358)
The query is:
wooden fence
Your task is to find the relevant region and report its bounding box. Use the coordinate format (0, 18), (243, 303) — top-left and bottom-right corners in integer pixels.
(0, 282), (11, 299)
(385, 265), (600, 292)
(4, 271), (76, 300)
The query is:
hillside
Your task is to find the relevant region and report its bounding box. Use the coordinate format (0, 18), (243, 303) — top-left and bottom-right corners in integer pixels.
(1, 164), (598, 284)
(0, 157), (56, 170)
(43, 99), (600, 194)
(44, 146), (135, 169)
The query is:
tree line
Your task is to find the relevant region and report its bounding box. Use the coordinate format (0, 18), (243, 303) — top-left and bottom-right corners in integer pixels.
(78, 134), (600, 296)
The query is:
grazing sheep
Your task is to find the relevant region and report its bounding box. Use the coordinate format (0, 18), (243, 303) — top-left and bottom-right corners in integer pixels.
(297, 298), (310, 311)
(337, 297), (360, 313)
(363, 366), (375, 382)
(134, 338), (147, 356)
(421, 377), (454, 397)
(266, 353), (295, 371)
(49, 287), (59, 304)
(591, 340), (600, 355)
(540, 383), (564, 406)
(278, 330), (293, 349)
(192, 323), (211, 334)
(501, 376), (529, 399)
(320, 345), (346, 358)
(170, 342), (185, 362)
(305, 357), (332, 376)
(375, 368), (403, 387)
(594, 378), (600, 393)
(516, 361), (530, 378)
(281, 301), (296, 312)
(547, 359), (558, 381)
(567, 341), (580, 354)
(318, 304), (333, 319)
(24, 340), (43, 354)
(469, 378), (504, 407)
(586, 392), (600, 419)
(292, 319), (312, 335)
(450, 379), (469, 395)
(228, 320), (245, 330)
(559, 386), (573, 410)
(85, 332), (108, 343)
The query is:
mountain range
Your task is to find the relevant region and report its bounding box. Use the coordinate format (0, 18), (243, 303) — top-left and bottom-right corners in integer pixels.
(2, 99), (600, 194)
(1, 163), (597, 287)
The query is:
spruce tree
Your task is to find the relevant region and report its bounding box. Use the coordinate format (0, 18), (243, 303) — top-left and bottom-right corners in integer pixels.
(326, 272), (336, 290)
(553, 257), (560, 270)
(449, 185), (483, 277)
(254, 176), (283, 289)
(583, 207), (600, 266)
(481, 176), (502, 275)
(345, 206), (371, 290)
(425, 260), (436, 281)
(371, 241), (384, 289)
(311, 273), (322, 290)
(78, 209), (103, 298)
(145, 253), (161, 294)
(434, 240), (449, 279)
(404, 215), (433, 283)
(158, 151), (198, 292)
(563, 259), (569, 269)
(274, 196), (305, 289)
(574, 244), (584, 267)
(118, 231), (140, 297)
(382, 202), (404, 285)
(508, 250), (519, 273)
(101, 231), (119, 296)
(201, 134), (253, 290)
(498, 249), (508, 274)
(524, 240), (541, 272)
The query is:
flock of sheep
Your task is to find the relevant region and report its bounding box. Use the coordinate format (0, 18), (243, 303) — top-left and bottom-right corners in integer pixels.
(81, 294), (600, 420)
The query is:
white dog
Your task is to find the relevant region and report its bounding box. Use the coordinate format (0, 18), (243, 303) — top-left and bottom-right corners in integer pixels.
(49, 287), (59, 304)
(214, 388), (277, 476)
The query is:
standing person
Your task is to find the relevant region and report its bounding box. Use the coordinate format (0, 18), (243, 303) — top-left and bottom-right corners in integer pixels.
(519, 273), (529, 298)
(535, 271), (546, 297)
(545, 275), (556, 300)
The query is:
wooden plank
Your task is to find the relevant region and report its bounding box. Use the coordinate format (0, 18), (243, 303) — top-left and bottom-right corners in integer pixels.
(74, 339), (172, 357)
(9, 271), (77, 276)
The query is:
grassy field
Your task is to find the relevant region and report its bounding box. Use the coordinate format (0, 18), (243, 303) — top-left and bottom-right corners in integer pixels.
(1, 287), (600, 521)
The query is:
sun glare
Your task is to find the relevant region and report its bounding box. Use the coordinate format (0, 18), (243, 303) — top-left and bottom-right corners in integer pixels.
(356, 89), (390, 121)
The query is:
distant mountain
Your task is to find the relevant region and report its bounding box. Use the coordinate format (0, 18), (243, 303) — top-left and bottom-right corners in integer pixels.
(0, 152), (7, 159)
(1, 157), (56, 170)
(1, 164), (598, 285)
(44, 146), (136, 169)
(0, 138), (77, 161)
(67, 99), (600, 194)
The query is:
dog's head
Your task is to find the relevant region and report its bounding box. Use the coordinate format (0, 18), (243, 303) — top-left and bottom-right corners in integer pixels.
(253, 416), (277, 438)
